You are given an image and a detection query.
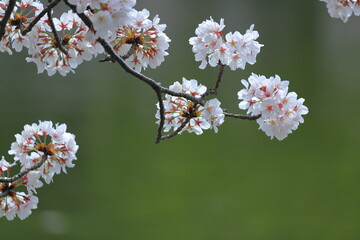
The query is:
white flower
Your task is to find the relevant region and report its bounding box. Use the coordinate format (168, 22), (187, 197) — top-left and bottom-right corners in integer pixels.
(81, 0), (136, 38)
(8, 120), (78, 183)
(0, 156), (14, 174)
(353, 0), (360, 15)
(23, 171), (43, 194)
(156, 78), (224, 135)
(195, 17), (225, 38)
(16, 194), (38, 220)
(0, 0), (43, 55)
(1, 121), (79, 221)
(238, 74), (308, 140)
(128, 8), (152, 29)
(0, 192), (38, 220)
(320, 0), (354, 22)
(236, 25), (263, 66)
(208, 43), (230, 67)
(0, 196), (17, 220)
(202, 99), (225, 133)
(111, 9), (170, 72)
(68, 0), (90, 13)
(190, 18), (262, 71)
(25, 11), (99, 76)
(92, 11), (114, 38)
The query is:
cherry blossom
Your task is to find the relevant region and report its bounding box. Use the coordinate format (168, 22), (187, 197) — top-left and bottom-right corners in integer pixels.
(238, 74), (308, 140)
(0, 190), (38, 220)
(353, 0), (360, 15)
(156, 78), (224, 135)
(0, 0), (44, 55)
(110, 9), (170, 72)
(319, 0), (360, 22)
(79, 0), (136, 39)
(189, 17), (263, 70)
(0, 157), (14, 175)
(25, 11), (100, 76)
(0, 121), (78, 220)
(8, 120), (78, 183)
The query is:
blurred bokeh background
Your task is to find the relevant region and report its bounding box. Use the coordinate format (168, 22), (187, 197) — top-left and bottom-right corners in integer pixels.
(1, 0), (360, 239)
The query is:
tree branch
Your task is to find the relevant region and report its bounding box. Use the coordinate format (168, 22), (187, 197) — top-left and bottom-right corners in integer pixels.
(99, 42), (137, 62)
(203, 63), (225, 97)
(0, 0), (16, 40)
(224, 112), (261, 120)
(160, 116), (191, 141)
(155, 90), (165, 144)
(122, 42), (137, 60)
(0, 154), (47, 183)
(47, 8), (68, 55)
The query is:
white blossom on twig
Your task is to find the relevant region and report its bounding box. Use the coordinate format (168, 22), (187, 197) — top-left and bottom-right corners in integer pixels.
(238, 74), (308, 140)
(189, 17), (263, 70)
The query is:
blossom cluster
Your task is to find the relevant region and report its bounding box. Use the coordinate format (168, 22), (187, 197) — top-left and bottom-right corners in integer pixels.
(0, 121), (78, 220)
(68, 0), (136, 39)
(189, 18), (263, 70)
(26, 10), (101, 76)
(0, 0), (43, 55)
(320, 0), (360, 22)
(156, 78), (225, 135)
(0, 0), (170, 75)
(110, 9), (170, 72)
(238, 74), (308, 140)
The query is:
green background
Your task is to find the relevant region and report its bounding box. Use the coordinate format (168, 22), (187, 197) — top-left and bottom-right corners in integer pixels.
(1, 0), (360, 239)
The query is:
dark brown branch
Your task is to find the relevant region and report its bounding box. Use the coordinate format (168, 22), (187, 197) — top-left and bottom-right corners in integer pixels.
(99, 42), (137, 62)
(47, 9), (68, 55)
(160, 88), (205, 105)
(0, 0), (16, 40)
(97, 37), (207, 104)
(224, 112), (261, 120)
(203, 63), (225, 97)
(122, 42), (137, 60)
(21, 0), (62, 35)
(155, 90), (165, 144)
(160, 116), (191, 141)
(0, 154), (47, 183)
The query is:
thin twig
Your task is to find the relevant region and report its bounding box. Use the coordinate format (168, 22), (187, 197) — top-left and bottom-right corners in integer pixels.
(203, 63), (225, 97)
(155, 90), (165, 144)
(97, 36), (208, 104)
(47, 9), (68, 55)
(160, 88), (205, 105)
(224, 112), (261, 120)
(0, 0), (16, 40)
(0, 154), (48, 183)
(99, 42), (137, 62)
(21, 0), (62, 35)
(160, 116), (191, 141)
(122, 42), (137, 60)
